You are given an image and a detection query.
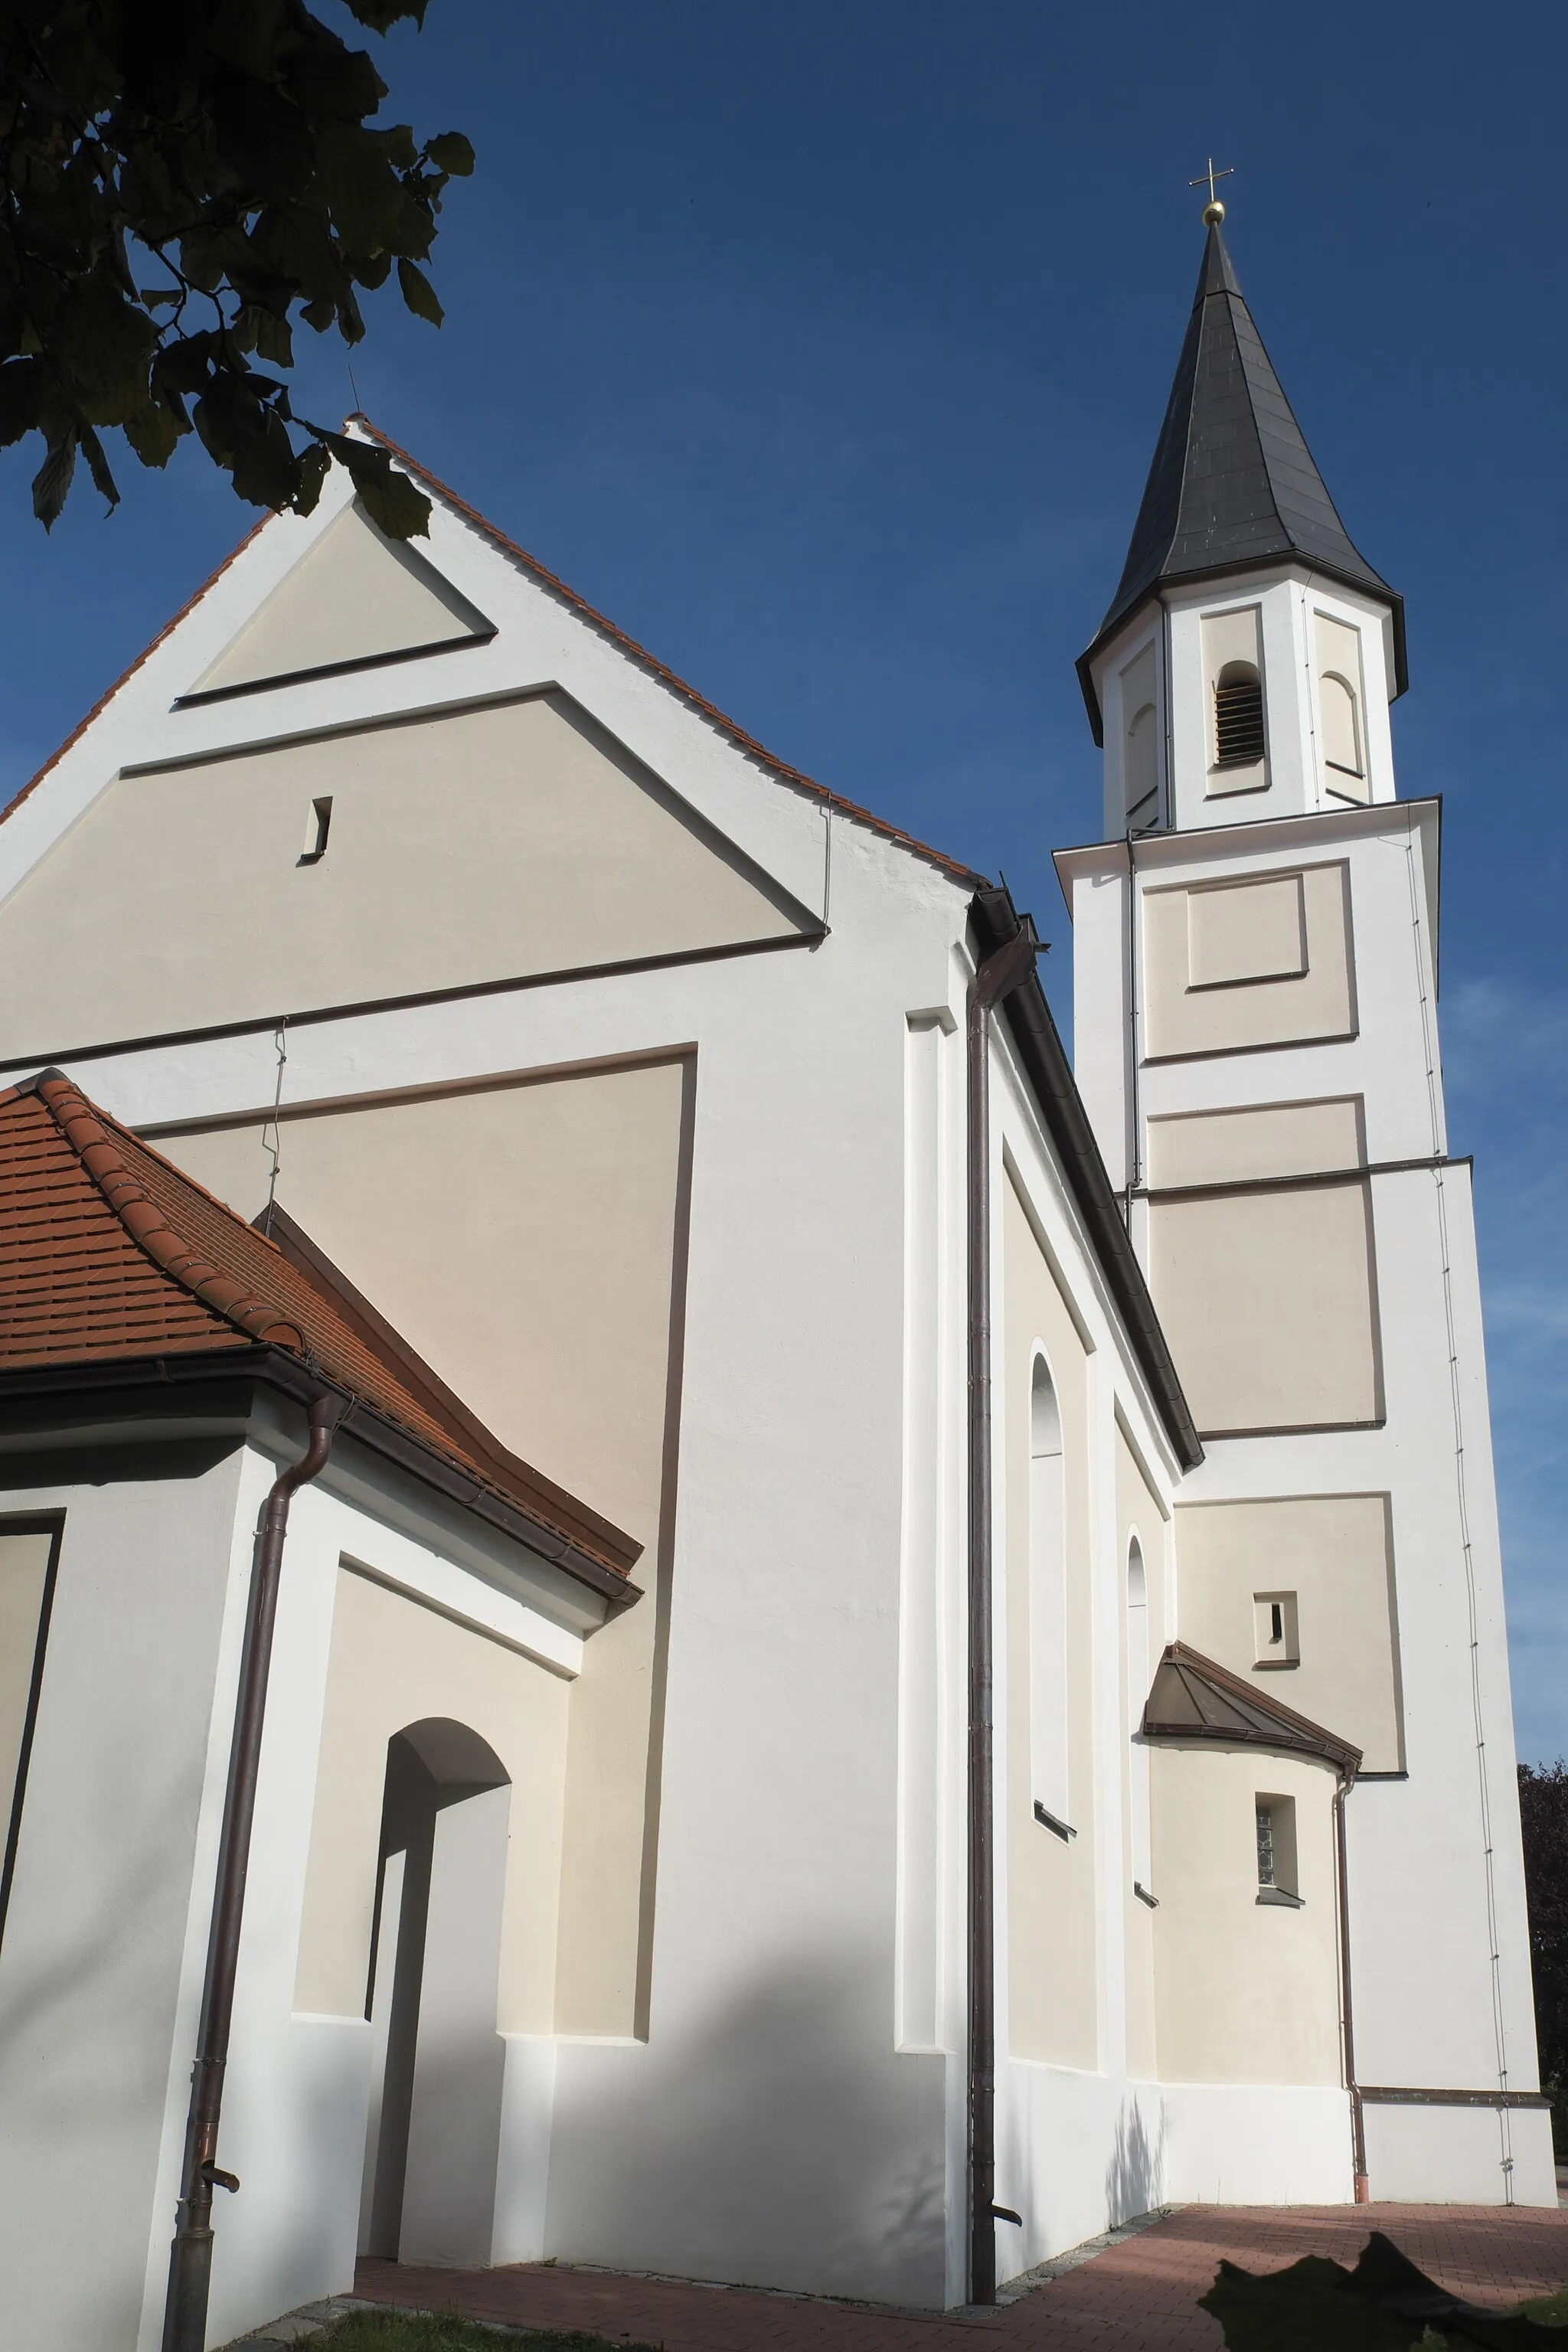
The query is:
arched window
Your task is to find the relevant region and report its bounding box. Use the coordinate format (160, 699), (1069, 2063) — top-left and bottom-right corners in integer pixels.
(1125, 701), (1158, 821)
(1125, 1537), (1152, 1891)
(1214, 662), (1266, 767)
(1028, 1355), (1069, 1828)
(1320, 673), (1364, 789)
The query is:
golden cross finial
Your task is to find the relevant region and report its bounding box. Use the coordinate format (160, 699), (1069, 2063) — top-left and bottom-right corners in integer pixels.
(1188, 156), (1234, 226)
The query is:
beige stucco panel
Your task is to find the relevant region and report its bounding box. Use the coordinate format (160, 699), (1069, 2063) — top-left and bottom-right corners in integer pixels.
(1147, 1096), (1364, 1189)
(1144, 862), (1355, 1060)
(0, 1532), (51, 1828)
(1001, 1174), (1098, 2071)
(168, 1061), (688, 2040)
(191, 501), (491, 692)
(0, 694), (803, 1057)
(1150, 1180), (1381, 1435)
(1174, 1495), (1402, 1772)
(158, 1059), (687, 1547)
(1116, 1425), (1168, 2080)
(294, 1564), (569, 2032)
(1152, 1745), (1344, 2086)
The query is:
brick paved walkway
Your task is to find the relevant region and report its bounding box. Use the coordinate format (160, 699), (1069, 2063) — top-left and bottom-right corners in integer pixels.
(356, 2202), (1568, 2349)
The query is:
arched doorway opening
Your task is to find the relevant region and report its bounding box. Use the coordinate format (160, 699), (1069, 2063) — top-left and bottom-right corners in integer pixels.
(360, 1717), (511, 2267)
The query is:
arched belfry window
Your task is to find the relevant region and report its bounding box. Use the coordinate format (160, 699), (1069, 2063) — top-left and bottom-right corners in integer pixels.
(1314, 611), (1370, 804)
(1028, 1355), (1070, 1831)
(1214, 662), (1266, 767)
(1125, 1536), (1152, 1893)
(1125, 702), (1158, 822)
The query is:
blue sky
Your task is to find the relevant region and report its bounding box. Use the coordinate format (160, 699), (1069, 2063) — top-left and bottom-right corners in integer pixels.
(2, 2), (1564, 1757)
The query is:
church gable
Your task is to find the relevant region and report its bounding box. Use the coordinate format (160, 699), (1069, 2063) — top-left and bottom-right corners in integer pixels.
(184, 499), (495, 702)
(0, 691), (818, 1061)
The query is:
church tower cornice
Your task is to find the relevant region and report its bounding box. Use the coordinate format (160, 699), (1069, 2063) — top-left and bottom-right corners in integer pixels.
(1077, 218), (1406, 746)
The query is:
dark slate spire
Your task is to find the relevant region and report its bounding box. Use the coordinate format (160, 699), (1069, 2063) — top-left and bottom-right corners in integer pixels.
(1078, 221), (1405, 738)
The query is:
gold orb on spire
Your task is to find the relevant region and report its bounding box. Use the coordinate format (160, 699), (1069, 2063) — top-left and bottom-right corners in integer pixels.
(1189, 157), (1234, 226)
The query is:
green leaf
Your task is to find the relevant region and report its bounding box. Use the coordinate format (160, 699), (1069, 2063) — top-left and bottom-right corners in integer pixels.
(396, 256), (442, 325)
(342, 1), (429, 29)
(334, 437), (430, 539)
(299, 296), (336, 332)
(79, 423), (121, 511)
(124, 397), (185, 469)
(0, 357), (47, 447)
(32, 434), (77, 531)
(425, 132), (475, 176)
(293, 439), (331, 515)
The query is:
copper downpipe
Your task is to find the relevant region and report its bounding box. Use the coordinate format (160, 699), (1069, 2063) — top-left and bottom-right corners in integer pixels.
(1334, 1769), (1369, 2200)
(965, 919), (1040, 2307)
(162, 1391), (346, 2352)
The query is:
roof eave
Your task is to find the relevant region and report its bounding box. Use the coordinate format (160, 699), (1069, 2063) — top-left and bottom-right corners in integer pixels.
(0, 1344), (642, 1609)
(969, 885), (1203, 1472)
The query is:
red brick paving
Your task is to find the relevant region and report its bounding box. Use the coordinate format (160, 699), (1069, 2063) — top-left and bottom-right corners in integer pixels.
(356, 2202), (1568, 2348)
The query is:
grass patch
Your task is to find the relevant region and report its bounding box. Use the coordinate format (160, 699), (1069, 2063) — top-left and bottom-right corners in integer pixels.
(317, 2312), (662, 2352)
(1519, 2285), (1568, 2325)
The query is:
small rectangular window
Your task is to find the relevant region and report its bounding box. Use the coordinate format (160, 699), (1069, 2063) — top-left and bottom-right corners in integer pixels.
(1253, 1589), (1299, 1669)
(1256, 1794), (1302, 1906)
(299, 795), (333, 864)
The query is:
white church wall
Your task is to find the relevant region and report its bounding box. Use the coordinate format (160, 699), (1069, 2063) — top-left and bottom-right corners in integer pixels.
(0, 1454), (255, 2352)
(1160, 2083), (1353, 2204)
(1000, 1168), (1101, 2071)
(194, 1466), (595, 2347)
(1361, 2103), (1556, 2207)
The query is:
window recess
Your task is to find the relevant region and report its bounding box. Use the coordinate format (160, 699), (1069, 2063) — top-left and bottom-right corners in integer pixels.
(1256, 1794), (1302, 1906)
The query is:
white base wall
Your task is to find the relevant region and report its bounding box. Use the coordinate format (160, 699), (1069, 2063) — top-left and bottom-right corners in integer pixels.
(995, 2068), (1357, 2286)
(1161, 2083), (1355, 2207)
(998, 2065), (1169, 2281)
(1363, 2104), (1557, 2207)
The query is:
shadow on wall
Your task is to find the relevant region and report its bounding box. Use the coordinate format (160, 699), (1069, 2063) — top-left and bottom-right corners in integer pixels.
(544, 1936), (949, 2308)
(1106, 2096), (1166, 2227)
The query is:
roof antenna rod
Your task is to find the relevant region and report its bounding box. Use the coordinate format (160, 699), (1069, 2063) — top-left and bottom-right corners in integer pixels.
(346, 357), (362, 418)
(1188, 155), (1234, 224)
(261, 1020), (287, 1239)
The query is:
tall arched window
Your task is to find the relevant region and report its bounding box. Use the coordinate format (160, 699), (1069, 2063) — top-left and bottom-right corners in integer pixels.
(1214, 662), (1266, 767)
(1029, 1355), (1069, 1828)
(1125, 701), (1158, 822)
(1125, 1537), (1152, 1891)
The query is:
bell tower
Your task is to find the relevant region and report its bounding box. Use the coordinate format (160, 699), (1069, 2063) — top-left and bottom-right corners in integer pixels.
(1057, 205), (1553, 2206)
(1076, 202), (1406, 841)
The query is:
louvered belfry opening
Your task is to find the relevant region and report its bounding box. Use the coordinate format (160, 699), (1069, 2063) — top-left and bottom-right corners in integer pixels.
(1214, 663), (1266, 766)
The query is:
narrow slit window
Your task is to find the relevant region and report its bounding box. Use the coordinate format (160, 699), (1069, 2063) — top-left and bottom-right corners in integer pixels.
(1252, 1590), (1299, 1668)
(1214, 663), (1266, 766)
(300, 796), (333, 864)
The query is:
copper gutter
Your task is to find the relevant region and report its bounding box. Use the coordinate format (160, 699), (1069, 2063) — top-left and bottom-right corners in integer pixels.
(162, 1391), (345, 2352)
(1334, 1767), (1369, 2201)
(965, 916), (1040, 2307)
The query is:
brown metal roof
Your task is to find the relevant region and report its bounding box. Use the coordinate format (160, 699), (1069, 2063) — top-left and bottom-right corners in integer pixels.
(0, 1068), (639, 1580)
(1141, 1640), (1361, 1776)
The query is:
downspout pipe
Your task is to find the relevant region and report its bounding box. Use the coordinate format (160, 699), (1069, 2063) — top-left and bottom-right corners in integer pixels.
(966, 916), (1041, 2308)
(1333, 1763), (1369, 2202)
(163, 1390), (348, 2352)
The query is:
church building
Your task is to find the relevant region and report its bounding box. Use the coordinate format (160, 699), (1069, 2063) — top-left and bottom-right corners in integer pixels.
(0, 209), (1552, 2352)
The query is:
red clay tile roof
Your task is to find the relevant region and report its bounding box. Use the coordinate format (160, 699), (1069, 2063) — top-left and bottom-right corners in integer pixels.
(0, 423), (985, 893)
(0, 1069), (638, 1579)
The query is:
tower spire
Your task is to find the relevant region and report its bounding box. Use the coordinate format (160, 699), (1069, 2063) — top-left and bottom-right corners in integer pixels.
(1077, 216), (1405, 739)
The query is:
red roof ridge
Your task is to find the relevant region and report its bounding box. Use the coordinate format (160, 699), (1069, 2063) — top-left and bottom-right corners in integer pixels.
(348, 413), (985, 890)
(29, 1069), (305, 1351)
